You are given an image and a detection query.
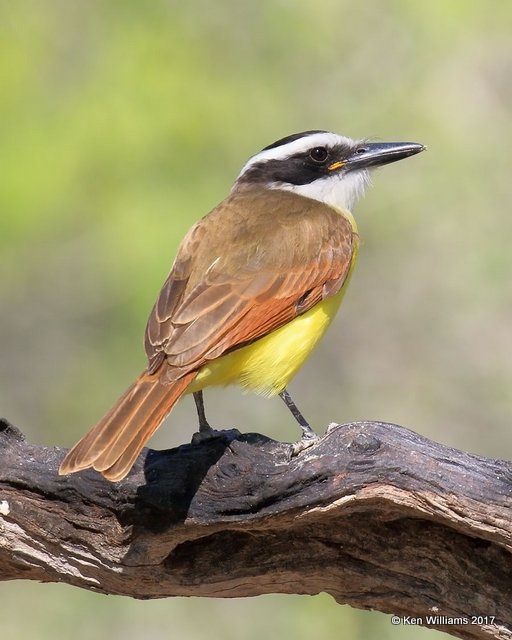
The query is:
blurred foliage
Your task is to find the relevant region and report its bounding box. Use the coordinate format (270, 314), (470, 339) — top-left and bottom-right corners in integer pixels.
(1, 1), (511, 638)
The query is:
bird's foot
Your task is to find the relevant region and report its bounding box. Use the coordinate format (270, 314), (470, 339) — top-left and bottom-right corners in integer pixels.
(290, 430), (321, 457)
(191, 426), (241, 445)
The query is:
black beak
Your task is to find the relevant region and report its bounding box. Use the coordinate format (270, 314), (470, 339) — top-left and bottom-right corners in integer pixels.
(345, 141), (425, 171)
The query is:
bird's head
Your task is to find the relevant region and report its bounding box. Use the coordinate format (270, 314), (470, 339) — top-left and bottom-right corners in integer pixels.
(234, 130), (425, 212)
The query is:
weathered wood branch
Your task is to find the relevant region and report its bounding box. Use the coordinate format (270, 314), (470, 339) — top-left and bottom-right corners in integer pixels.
(0, 417), (511, 639)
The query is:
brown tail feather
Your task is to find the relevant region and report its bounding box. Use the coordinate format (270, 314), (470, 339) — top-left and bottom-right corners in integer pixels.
(59, 369), (196, 481)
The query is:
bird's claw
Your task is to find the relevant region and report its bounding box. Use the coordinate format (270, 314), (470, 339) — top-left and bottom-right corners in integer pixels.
(290, 433), (320, 457)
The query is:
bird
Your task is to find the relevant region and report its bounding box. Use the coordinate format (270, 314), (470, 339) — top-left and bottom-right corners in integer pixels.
(59, 130), (424, 481)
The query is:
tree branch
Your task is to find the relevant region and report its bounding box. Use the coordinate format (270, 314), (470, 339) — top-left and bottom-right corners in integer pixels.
(0, 417), (511, 639)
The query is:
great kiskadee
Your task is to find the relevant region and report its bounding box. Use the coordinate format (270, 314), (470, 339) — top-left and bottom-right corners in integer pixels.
(59, 130), (424, 481)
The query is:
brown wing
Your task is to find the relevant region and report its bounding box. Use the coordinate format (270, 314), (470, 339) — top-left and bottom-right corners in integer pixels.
(145, 188), (356, 380)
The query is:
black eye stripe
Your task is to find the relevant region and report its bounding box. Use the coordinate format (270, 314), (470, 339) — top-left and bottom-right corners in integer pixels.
(239, 142), (356, 186)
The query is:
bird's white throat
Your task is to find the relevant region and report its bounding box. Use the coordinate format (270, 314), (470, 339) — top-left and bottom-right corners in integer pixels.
(271, 169), (370, 213)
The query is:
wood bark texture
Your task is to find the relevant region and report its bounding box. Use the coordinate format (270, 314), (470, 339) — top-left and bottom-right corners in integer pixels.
(0, 416), (511, 639)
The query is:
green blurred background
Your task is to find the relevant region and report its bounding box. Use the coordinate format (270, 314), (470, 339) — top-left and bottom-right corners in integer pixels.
(1, 1), (511, 638)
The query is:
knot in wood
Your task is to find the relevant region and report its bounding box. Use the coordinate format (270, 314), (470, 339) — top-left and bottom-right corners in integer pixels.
(0, 418), (25, 444)
(348, 432), (381, 455)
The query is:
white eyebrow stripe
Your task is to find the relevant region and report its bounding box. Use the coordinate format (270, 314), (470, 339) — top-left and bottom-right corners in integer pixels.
(237, 132), (355, 180)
